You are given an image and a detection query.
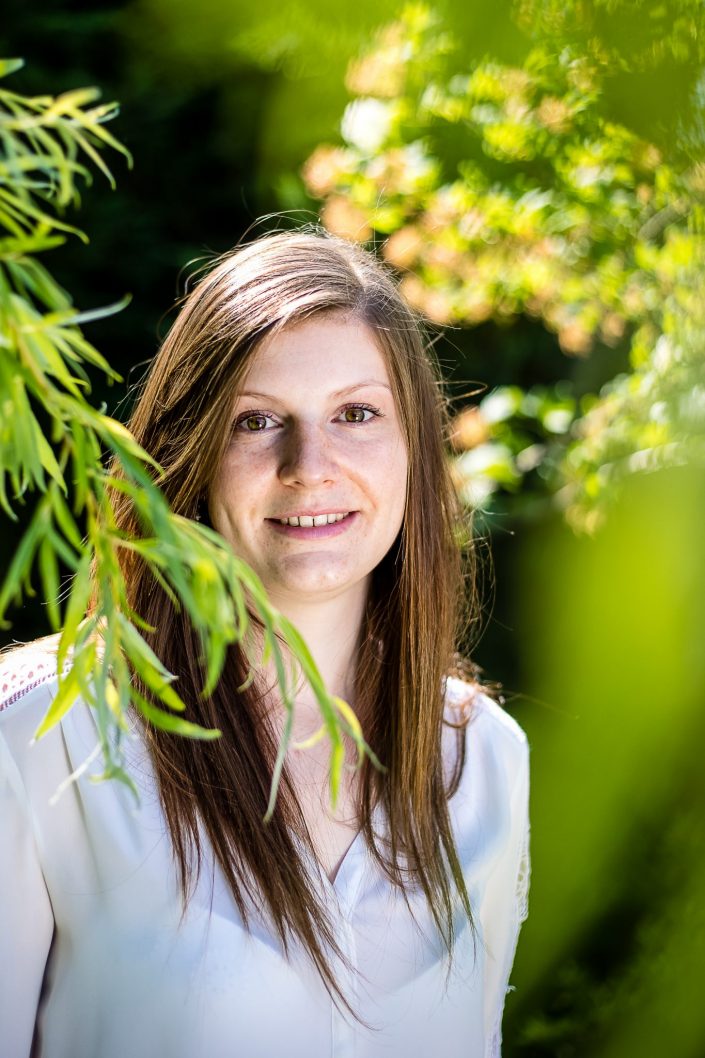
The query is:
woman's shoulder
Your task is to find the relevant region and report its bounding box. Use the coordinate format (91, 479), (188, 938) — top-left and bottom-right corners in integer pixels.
(0, 633), (63, 688)
(0, 635), (65, 756)
(0, 636), (124, 830)
(443, 674), (529, 799)
(444, 674), (528, 749)
(443, 676), (530, 861)
(0, 635), (62, 712)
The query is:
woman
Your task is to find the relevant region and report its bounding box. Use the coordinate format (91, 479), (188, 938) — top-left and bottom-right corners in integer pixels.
(0, 230), (530, 1058)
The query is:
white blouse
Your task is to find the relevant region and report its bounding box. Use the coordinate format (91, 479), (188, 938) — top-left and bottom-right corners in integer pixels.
(0, 640), (530, 1058)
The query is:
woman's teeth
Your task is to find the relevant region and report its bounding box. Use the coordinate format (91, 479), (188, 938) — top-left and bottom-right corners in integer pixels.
(279, 512), (350, 527)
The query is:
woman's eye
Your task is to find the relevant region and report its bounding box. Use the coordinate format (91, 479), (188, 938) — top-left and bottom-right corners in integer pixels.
(235, 413), (275, 432)
(339, 404), (380, 424)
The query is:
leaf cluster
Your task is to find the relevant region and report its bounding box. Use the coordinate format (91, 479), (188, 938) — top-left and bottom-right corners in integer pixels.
(0, 58), (368, 807)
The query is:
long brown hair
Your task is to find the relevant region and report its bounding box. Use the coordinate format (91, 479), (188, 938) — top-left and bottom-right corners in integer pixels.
(111, 228), (479, 1018)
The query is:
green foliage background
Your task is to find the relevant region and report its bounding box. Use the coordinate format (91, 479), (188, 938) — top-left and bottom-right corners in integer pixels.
(2, 0), (704, 1054)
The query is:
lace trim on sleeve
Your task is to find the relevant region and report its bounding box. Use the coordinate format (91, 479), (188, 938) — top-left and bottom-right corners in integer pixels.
(516, 818), (531, 926)
(0, 646), (60, 713)
(487, 808), (531, 1057)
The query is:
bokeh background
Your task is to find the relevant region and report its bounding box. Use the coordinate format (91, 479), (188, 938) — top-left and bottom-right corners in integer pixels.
(2, 0), (705, 1054)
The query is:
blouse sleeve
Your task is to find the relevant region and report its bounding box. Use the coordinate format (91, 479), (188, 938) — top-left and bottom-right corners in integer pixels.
(0, 722), (55, 1058)
(481, 726), (530, 1058)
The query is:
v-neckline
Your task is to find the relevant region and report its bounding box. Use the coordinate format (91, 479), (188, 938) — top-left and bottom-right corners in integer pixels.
(296, 799), (383, 897)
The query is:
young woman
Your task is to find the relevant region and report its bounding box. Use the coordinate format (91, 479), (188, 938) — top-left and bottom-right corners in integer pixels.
(0, 230), (530, 1058)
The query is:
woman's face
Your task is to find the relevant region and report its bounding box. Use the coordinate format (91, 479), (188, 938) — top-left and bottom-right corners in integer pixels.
(209, 312), (409, 608)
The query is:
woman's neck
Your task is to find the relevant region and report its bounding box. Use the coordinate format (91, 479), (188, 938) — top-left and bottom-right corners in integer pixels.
(252, 577), (369, 720)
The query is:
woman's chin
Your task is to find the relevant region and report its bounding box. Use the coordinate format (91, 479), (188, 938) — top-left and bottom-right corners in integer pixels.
(263, 565), (368, 604)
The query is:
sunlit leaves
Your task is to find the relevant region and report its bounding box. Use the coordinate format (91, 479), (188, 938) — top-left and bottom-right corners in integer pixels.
(302, 4), (705, 529)
(514, 0), (705, 71)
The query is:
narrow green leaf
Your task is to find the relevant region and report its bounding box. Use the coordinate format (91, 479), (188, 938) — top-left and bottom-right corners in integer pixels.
(8, 371), (45, 489)
(0, 472), (18, 520)
(19, 321), (87, 399)
(329, 740), (345, 810)
(96, 414), (161, 470)
(50, 484), (84, 550)
(278, 616), (325, 696)
(33, 662), (81, 739)
(115, 612), (173, 680)
(89, 763), (140, 804)
(52, 294), (131, 330)
(57, 552), (92, 670)
(236, 665), (257, 693)
(134, 693), (221, 740)
(82, 116), (133, 167)
(264, 705), (293, 823)
(138, 666), (187, 714)
(69, 420), (89, 512)
(0, 203), (26, 237)
(38, 534), (60, 628)
(36, 430), (66, 490)
(0, 505), (44, 624)
(0, 59), (24, 79)
(202, 635), (226, 698)
(67, 126), (116, 189)
(4, 256), (72, 312)
(121, 603), (157, 633)
(0, 185), (87, 240)
(47, 528), (79, 571)
(45, 87), (102, 114)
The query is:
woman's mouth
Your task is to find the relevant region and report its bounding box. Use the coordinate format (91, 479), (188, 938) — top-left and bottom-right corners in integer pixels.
(266, 511), (358, 539)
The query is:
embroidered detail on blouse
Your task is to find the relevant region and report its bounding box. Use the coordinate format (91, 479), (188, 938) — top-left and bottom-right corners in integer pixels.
(0, 644), (60, 713)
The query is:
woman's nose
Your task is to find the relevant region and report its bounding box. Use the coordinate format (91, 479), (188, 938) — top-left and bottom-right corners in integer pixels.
(277, 422), (338, 488)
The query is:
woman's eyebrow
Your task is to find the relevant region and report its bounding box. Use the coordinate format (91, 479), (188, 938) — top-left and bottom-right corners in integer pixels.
(237, 380), (392, 401)
(332, 380), (392, 398)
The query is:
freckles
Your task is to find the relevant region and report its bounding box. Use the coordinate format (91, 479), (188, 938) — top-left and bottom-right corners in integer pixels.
(354, 431), (406, 461)
(222, 445), (273, 482)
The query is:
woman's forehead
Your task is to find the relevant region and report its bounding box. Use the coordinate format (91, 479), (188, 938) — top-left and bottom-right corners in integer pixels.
(236, 314), (393, 397)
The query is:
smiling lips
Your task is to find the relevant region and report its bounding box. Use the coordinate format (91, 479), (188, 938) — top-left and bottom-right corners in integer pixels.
(274, 512), (351, 527)
(266, 511), (358, 537)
